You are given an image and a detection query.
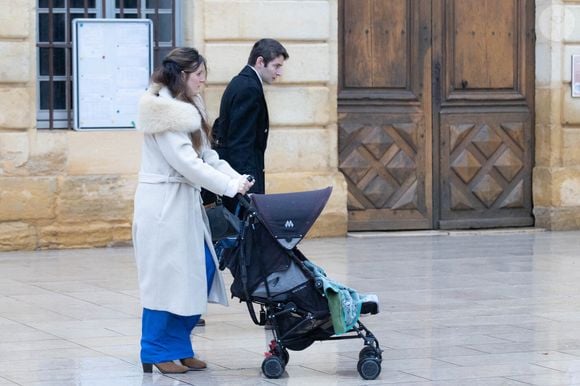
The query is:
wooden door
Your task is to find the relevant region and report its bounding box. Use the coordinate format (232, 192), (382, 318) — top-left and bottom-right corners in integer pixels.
(338, 0), (534, 230)
(338, 0), (433, 230)
(433, 0), (535, 228)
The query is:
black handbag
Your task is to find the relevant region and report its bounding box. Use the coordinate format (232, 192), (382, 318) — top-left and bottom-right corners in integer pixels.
(205, 197), (240, 242)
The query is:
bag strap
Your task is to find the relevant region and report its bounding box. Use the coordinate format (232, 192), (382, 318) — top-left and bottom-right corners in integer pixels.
(246, 300), (261, 325)
(239, 216), (252, 302)
(239, 214), (264, 326)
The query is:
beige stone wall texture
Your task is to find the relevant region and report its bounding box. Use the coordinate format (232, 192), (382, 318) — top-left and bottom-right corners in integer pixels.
(14, 0), (580, 248)
(0, 1), (141, 251)
(534, 0), (580, 230)
(0, 0), (345, 251)
(200, 0), (346, 238)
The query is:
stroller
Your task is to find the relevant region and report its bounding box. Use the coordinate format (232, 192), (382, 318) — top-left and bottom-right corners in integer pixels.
(216, 187), (383, 380)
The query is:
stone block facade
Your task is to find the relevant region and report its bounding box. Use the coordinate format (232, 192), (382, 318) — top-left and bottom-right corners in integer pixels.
(0, 2), (140, 250)
(197, 0), (347, 239)
(0, 0), (345, 251)
(2, 0), (580, 250)
(533, 0), (580, 230)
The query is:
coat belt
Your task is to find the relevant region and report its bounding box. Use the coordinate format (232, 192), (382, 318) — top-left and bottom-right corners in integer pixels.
(138, 173), (199, 190)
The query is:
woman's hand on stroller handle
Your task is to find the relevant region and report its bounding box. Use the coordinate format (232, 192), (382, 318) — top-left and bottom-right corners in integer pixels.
(235, 175), (254, 209)
(236, 175), (255, 195)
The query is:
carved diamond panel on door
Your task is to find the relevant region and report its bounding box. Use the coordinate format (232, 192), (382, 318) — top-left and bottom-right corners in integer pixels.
(339, 113), (430, 230)
(439, 113), (532, 227)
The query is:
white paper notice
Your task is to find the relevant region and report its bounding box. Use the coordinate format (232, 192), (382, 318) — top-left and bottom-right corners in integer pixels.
(77, 23), (105, 58)
(79, 95), (112, 126)
(74, 19), (152, 129)
(117, 66), (150, 89)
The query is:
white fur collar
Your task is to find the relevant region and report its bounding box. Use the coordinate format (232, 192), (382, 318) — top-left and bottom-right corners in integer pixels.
(137, 83), (201, 134)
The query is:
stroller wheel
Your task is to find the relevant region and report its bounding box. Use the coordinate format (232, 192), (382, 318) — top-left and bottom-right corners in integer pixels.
(359, 345), (379, 359)
(357, 357), (381, 380)
(262, 356), (285, 379)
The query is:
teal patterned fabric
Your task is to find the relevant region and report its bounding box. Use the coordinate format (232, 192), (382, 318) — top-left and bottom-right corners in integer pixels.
(304, 261), (362, 335)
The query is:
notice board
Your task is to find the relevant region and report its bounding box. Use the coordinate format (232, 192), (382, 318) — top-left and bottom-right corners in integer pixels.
(73, 19), (153, 130)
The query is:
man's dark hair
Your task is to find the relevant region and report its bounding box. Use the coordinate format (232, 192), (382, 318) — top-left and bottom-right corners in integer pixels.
(247, 38), (289, 66)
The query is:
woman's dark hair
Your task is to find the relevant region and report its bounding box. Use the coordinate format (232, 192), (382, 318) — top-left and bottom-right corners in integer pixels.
(151, 47), (210, 151)
(247, 38), (289, 66)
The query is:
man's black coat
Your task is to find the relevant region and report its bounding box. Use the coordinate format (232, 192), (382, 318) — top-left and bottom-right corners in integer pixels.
(213, 65), (269, 196)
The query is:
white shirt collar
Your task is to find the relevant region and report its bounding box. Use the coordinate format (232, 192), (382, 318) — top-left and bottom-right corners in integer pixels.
(247, 64), (263, 85)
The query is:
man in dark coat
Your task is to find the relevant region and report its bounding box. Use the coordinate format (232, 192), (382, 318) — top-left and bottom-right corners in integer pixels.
(212, 38), (289, 210)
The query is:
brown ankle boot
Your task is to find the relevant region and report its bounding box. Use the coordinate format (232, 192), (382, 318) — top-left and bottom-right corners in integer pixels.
(180, 357), (207, 371)
(142, 361), (189, 374)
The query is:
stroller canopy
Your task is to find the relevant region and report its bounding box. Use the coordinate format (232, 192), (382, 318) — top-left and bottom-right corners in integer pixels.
(251, 187), (332, 250)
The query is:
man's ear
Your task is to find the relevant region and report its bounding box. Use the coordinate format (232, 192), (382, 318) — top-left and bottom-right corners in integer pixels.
(255, 56), (265, 68)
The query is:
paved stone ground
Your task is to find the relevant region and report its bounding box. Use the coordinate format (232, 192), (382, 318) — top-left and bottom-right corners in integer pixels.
(1, 230), (580, 385)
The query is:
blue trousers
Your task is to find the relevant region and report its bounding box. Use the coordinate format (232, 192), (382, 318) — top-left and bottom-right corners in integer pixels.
(140, 243), (216, 363)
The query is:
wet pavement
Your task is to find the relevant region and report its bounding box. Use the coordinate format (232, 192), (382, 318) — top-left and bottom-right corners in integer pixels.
(1, 229), (580, 385)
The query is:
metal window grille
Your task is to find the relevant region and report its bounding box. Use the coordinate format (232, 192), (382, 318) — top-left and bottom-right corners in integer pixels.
(36, 0), (180, 129)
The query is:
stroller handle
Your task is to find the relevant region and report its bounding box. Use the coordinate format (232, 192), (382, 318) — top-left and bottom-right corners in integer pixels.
(234, 175), (254, 210)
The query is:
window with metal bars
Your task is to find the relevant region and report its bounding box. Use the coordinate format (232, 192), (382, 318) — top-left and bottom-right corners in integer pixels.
(37, 0), (181, 129)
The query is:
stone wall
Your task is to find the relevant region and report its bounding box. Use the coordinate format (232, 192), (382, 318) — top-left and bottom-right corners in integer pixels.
(0, 1), (141, 251)
(534, 0), (580, 229)
(0, 0), (346, 251)
(14, 0), (580, 248)
(0, 0), (43, 250)
(192, 0), (347, 238)
(0, 129), (141, 251)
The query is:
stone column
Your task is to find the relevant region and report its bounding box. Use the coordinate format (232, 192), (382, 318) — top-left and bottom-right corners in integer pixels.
(534, 0), (580, 229)
(0, 0), (43, 250)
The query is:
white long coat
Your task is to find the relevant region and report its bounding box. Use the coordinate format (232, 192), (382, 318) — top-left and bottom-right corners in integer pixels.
(133, 84), (241, 316)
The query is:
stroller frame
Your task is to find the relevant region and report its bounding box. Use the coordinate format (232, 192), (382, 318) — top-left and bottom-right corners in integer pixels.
(219, 192), (383, 380)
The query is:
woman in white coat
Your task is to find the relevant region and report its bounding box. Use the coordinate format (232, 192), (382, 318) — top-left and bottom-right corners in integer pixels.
(133, 47), (254, 374)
